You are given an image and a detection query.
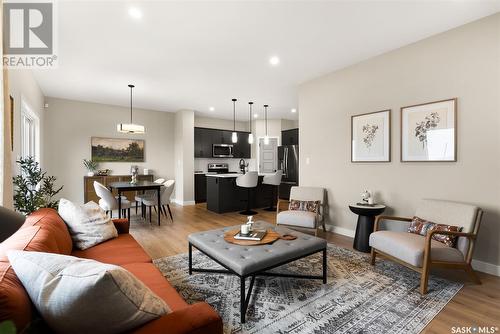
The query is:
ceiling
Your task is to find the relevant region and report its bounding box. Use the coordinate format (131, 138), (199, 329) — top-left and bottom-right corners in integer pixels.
(33, 1), (500, 121)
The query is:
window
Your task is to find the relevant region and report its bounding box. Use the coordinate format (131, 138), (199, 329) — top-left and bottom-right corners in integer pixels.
(21, 99), (40, 161)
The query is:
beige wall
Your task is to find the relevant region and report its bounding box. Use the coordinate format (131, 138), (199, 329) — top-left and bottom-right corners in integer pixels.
(281, 119), (299, 131)
(299, 14), (500, 272)
(44, 98), (176, 204)
(195, 116), (249, 132)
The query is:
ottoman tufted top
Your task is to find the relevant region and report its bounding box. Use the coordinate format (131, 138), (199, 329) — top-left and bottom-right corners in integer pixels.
(188, 221), (327, 276)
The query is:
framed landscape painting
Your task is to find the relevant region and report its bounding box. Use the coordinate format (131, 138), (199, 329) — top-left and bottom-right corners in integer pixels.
(401, 98), (456, 162)
(91, 137), (145, 162)
(351, 110), (391, 162)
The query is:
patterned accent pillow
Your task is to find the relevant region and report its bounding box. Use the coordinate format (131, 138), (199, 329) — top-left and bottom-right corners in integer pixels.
(289, 200), (321, 214)
(408, 216), (462, 247)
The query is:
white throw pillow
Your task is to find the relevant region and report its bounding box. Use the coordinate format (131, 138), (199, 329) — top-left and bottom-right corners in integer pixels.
(58, 198), (118, 250)
(8, 250), (170, 334)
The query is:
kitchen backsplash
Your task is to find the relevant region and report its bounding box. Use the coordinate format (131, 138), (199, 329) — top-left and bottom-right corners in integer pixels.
(194, 158), (257, 173)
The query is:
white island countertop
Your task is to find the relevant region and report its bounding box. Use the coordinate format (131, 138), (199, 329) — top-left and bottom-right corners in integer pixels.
(205, 172), (269, 178)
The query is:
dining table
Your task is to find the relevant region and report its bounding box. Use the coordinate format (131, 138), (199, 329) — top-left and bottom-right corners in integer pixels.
(108, 181), (164, 226)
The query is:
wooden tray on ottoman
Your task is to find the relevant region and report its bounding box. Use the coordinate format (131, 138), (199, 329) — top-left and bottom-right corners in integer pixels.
(224, 229), (280, 246)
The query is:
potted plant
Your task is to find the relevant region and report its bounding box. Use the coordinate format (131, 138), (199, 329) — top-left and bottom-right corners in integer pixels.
(83, 159), (98, 176)
(13, 157), (63, 215)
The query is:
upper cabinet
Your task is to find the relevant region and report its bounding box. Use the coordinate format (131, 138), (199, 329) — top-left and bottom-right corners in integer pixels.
(194, 127), (251, 158)
(282, 128), (299, 145)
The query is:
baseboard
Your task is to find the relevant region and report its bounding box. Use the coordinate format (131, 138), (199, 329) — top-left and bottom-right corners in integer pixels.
(325, 225), (500, 277)
(472, 259), (500, 277)
(325, 225), (355, 238)
(172, 199), (195, 206)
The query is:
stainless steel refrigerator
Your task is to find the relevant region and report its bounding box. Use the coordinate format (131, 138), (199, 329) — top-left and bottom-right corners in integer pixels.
(278, 145), (299, 199)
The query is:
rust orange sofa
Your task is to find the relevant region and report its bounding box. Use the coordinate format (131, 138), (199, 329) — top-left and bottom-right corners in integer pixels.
(0, 208), (222, 334)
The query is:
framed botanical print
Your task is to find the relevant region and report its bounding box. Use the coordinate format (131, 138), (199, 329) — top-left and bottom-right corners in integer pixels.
(351, 109), (391, 162)
(401, 98), (457, 162)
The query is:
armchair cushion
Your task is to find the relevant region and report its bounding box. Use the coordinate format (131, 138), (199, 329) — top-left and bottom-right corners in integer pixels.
(289, 200), (321, 214)
(277, 210), (316, 229)
(369, 231), (464, 267)
(408, 216), (462, 247)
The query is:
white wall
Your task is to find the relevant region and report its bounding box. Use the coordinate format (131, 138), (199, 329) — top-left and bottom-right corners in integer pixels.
(44, 98), (176, 204)
(8, 70), (45, 169)
(298, 14), (500, 271)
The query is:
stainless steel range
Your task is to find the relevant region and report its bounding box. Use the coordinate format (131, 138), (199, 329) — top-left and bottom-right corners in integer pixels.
(207, 163), (229, 174)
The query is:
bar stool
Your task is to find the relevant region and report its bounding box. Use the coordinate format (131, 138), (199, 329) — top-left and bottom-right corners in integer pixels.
(236, 171), (258, 215)
(262, 170), (283, 211)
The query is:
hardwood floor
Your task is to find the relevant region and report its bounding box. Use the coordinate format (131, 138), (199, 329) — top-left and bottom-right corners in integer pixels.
(129, 203), (500, 333)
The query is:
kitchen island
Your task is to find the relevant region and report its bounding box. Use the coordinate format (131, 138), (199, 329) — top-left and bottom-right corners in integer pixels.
(206, 173), (274, 214)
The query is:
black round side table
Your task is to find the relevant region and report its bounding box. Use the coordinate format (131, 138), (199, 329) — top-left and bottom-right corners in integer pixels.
(349, 204), (386, 253)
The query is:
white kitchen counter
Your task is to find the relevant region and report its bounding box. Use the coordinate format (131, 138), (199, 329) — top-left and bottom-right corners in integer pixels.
(205, 172), (268, 178)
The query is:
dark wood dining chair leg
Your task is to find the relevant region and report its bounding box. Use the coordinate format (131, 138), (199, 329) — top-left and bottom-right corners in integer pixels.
(127, 208), (131, 221)
(135, 202), (138, 214)
(149, 206), (152, 223)
(167, 205), (173, 221)
(162, 205), (167, 217)
(154, 206), (157, 213)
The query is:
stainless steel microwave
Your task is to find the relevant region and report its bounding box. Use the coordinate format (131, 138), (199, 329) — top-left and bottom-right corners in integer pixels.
(212, 144), (233, 158)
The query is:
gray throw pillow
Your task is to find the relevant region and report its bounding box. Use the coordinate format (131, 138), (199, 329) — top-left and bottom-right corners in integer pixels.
(8, 250), (170, 334)
(58, 198), (118, 250)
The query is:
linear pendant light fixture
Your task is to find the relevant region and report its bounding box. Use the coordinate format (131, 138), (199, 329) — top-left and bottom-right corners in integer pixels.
(117, 84), (145, 134)
(248, 102), (254, 144)
(264, 104), (269, 145)
(231, 98), (238, 143)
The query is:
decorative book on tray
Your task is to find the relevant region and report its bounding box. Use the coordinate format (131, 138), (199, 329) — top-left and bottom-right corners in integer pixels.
(234, 230), (267, 241)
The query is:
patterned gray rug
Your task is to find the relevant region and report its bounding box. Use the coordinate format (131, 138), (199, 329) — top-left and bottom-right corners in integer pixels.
(153, 244), (462, 334)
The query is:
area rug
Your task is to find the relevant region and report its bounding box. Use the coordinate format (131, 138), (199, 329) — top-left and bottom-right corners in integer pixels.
(153, 244), (462, 334)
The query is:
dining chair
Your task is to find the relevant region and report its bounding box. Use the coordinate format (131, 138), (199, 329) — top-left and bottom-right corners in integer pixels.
(93, 181), (132, 220)
(135, 178), (165, 214)
(141, 180), (175, 222)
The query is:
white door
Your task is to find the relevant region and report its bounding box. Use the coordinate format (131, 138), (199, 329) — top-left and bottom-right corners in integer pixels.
(259, 138), (278, 173)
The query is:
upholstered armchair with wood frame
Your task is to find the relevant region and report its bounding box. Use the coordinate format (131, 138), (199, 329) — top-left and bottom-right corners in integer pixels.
(369, 199), (483, 295)
(276, 186), (326, 236)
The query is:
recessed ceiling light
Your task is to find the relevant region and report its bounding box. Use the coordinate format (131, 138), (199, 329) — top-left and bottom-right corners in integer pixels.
(253, 113), (259, 118)
(291, 108), (297, 113)
(209, 107), (215, 111)
(128, 7), (143, 19)
(269, 56), (280, 66)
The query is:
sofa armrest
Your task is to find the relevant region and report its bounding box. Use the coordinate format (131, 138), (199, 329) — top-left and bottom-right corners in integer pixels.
(374, 215), (412, 232)
(112, 218), (130, 234)
(132, 302), (222, 334)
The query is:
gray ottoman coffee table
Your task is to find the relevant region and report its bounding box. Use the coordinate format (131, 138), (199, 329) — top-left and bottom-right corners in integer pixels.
(188, 221), (327, 323)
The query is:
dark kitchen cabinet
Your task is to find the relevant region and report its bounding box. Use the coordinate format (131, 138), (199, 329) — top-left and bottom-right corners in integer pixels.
(194, 127), (251, 159)
(282, 128), (299, 145)
(194, 128), (214, 158)
(194, 173), (207, 203)
(232, 132), (252, 158)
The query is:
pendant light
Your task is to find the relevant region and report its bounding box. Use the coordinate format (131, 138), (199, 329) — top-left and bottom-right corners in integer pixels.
(117, 84), (145, 134)
(248, 102), (254, 144)
(263, 104), (270, 145)
(231, 98), (238, 143)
